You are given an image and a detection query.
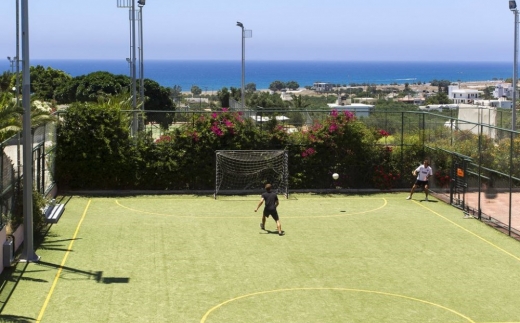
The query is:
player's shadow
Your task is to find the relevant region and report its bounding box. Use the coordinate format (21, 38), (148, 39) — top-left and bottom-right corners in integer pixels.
(420, 199), (438, 203)
(261, 230), (283, 235)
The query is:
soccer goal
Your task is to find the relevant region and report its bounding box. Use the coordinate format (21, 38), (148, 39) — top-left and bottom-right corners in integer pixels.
(215, 150), (288, 198)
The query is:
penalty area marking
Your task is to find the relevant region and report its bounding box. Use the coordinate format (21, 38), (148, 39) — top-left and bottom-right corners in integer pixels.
(200, 287), (475, 323)
(115, 198), (387, 219)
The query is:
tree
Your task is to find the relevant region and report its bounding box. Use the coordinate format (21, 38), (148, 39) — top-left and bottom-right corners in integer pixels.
(74, 71), (128, 102)
(30, 65), (73, 101)
(285, 81), (300, 90)
(0, 93), (23, 142)
(425, 92), (451, 105)
(245, 83), (257, 93)
(191, 85), (202, 97)
(0, 93), (56, 143)
(482, 86), (495, 100)
(229, 87), (241, 102)
(430, 79), (451, 94)
(289, 94), (310, 109)
(216, 87), (230, 108)
(0, 71), (13, 93)
(248, 91), (287, 109)
(170, 85), (182, 103)
(143, 79), (175, 129)
(56, 101), (134, 189)
(269, 80), (285, 92)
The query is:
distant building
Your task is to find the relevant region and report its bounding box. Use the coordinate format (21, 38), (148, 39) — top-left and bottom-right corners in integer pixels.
(474, 98), (513, 109)
(448, 84), (482, 104)
(397, 95), (425, 105)
(493, 83), (514, 99)
(313, 82), (333, 92)
(327, 103), (374, 118)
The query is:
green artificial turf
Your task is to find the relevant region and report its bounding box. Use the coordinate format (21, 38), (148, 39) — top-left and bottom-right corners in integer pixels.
(1, 193), (520, 322)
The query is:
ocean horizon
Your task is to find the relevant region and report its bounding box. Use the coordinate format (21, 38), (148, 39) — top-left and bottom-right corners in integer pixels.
(0, 59), (513, 91)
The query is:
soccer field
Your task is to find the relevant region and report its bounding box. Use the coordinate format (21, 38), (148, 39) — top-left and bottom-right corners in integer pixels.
(1, 193), (520, 323)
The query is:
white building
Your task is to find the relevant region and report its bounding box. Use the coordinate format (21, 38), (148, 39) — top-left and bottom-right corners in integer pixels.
(313, 82), (333, 92)
(327, 103), (374, 118)
(493, 83), (514, 99)
(473, 98), (513, 109)
(448, 84), (482, 104)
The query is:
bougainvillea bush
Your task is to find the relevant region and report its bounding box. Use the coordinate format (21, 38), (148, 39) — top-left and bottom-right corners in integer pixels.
(288, 110), (381, 189)
(57, 103), (415, 190)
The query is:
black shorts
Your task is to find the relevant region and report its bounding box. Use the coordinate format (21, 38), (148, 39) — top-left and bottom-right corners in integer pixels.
(263, 209), (279, 221)
(415, 180), (429, 187)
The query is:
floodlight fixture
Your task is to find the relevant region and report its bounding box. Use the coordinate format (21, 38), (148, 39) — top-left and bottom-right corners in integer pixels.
(510, 1), (517, 10)
(138, 0), (145, 6)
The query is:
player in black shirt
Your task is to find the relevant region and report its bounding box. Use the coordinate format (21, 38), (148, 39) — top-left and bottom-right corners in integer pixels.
(254, 183), (284, 236)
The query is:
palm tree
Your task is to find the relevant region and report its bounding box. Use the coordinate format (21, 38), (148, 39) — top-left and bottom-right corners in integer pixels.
(30, 101), (57, 129)
(0, 93), (59, 143)
(0, 93), (23, 143)
(289, 94), (312, 127)
(289, 94), (310, 110)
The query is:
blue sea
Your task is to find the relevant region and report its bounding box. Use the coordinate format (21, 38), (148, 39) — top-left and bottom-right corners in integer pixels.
(0, 59), (513, 90)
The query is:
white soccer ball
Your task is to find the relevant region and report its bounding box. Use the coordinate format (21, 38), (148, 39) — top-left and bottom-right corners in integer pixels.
(332, 173), (339, 180)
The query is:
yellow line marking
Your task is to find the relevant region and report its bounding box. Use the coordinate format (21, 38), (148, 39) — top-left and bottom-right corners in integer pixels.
(414, 200), (520, 262)
(36, 199), (92, 322)
(115, 198), (387, 219)
(200, 287), (475, 323)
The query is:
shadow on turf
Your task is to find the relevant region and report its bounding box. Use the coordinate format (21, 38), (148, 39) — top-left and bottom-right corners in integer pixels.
(0, 314), (34, 322)
(36, 261), (103, 283)
(261, 230), (285, 236)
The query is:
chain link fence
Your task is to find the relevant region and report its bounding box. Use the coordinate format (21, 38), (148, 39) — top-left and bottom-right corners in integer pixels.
(4, 106), (518, 236)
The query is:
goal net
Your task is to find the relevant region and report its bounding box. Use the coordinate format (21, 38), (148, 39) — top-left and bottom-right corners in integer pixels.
(215, 150), (288, 198)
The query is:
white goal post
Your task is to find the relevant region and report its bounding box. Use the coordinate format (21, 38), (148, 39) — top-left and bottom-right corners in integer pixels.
(215, 150), (288, 198)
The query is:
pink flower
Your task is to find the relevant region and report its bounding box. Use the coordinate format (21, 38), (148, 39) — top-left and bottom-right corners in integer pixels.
(212, 112), (218, 119)
(211, 123), (224, 137)
(155, 135), (171, 143)
(379, 129), (390, 137)
(223, 119), (233, 128)
(331, 109), (338, 117)
(344, 110), (354, 119)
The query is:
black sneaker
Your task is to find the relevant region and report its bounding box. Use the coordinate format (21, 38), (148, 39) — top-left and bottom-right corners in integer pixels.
(260, 223), (265, 230)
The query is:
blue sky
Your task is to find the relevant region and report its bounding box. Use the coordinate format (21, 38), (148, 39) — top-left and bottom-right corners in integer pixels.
(0, 0), (515, 61)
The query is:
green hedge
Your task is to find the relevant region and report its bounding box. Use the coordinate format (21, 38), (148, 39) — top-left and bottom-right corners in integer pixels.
(56, 103), (423, 191)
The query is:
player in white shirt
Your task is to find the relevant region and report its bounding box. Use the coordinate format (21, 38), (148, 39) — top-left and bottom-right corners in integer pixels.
(406, 160), (433, 201)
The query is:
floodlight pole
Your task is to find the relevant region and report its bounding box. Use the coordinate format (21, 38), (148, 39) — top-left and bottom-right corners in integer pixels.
(237, 22), (245, 109)
(236, 22), (251, 110)
(511, 1), (519, 130)
(15, 0), (20, 107)
(117, 0), (138, 135)
(138, 0), (145, 114)
(20, 0), (39, 263)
